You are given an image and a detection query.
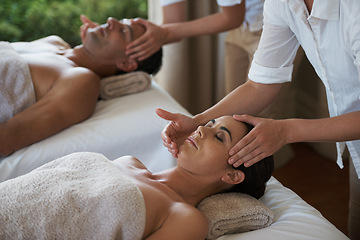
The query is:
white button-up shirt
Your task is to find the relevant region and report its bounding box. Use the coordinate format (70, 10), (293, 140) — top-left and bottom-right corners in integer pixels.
(248, 0), (360, 178)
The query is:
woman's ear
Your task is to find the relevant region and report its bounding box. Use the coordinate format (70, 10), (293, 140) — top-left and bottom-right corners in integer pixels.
(116, 59), (138, 72)
(221, 170), (245, 185)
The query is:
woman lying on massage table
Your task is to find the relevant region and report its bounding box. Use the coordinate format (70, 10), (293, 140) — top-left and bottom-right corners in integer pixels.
(0, 112), (274, 240)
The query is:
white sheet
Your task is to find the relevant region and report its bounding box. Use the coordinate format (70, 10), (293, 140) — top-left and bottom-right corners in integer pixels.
(0, 81), (189, 182)
(220, 177), (349, 240)
(0, 81), (349, 240)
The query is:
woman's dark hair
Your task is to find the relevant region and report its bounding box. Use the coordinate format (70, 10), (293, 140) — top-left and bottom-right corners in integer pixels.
(225, 122), (274, 199)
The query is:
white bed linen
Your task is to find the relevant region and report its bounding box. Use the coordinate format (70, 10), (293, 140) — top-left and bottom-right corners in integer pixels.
(0, 81), (349, 239)
(0, 81), (189, 182)
(220, 177), (349, 240)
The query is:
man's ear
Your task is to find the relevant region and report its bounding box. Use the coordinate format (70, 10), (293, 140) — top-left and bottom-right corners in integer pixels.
(116, 59), (138, 72)
(221, 170), (245, 185)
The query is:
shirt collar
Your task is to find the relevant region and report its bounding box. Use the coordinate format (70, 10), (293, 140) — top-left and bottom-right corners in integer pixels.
(281, 0), (340, 21)
(311, 0), (339, 20)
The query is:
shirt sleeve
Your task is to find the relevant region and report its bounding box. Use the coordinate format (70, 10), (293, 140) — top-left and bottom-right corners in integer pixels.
(216, 0), (242, 7)
(248, 0), (300, 84)
(346, 2), (360, 82)
(160, 0), (184, 7)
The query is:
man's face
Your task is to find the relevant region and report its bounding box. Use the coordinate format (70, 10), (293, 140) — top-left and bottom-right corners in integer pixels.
(81, 17), (145, 62)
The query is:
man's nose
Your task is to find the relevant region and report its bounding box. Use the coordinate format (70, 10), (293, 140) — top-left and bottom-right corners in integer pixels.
(106, 17), (119, 30)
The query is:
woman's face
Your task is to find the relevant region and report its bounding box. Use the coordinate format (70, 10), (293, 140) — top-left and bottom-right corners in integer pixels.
(177, 116), (248, 177)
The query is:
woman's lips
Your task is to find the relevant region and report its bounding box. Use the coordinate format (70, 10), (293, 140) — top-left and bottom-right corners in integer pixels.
(186, 136), (198, 149)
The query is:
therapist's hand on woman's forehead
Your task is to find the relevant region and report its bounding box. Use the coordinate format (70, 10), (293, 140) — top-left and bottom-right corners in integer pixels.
(228, 114), (287, 168)
(157, 108), (286, 168)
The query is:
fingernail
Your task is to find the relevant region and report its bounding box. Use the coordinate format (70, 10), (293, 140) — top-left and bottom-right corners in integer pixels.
(229, 151), (234, 156)
(228, 158), (234, 164)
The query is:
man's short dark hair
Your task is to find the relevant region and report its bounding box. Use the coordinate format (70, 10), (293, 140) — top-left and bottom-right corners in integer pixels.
(116, 48), (163, 76)
(136, 48), (163, 75)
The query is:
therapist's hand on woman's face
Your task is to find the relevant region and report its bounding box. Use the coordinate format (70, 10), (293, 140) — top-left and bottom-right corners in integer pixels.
(156, 108), (198, 158)
(229, 114), (288, 167)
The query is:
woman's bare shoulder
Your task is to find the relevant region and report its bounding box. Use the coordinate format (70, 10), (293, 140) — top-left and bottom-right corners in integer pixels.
(146, 202), (208, 240)
(113, 155), (148, 169)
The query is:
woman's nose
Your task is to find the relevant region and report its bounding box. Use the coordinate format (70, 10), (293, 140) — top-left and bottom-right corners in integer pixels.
(196, 126), (208, 138)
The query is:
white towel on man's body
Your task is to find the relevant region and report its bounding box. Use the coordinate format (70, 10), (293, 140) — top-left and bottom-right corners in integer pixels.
(0, 41), (35, 122)
(0, 152), (146, 240)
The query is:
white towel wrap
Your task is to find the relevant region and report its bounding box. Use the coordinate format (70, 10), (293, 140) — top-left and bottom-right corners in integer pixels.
(0, 41), (35, 122)
(0, 152), (146, 240)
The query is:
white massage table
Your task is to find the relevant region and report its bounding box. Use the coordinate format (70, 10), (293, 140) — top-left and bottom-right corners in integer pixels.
(0, 81), (349, 240)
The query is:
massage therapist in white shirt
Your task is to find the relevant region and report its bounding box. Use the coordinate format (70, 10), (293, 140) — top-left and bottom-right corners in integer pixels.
(157, 1), (360, 238)
(124, 0), (264, 94)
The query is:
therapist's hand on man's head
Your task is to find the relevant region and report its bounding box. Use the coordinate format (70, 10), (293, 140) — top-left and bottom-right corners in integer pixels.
(156, 108), (198, 158)
(125, 18), (168, 61)
(229, 114), (288, 167)
(79, 15), (99, 40)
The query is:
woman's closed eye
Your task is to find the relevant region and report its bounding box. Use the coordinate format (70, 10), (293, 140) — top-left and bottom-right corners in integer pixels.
(215, 133), (224, 142)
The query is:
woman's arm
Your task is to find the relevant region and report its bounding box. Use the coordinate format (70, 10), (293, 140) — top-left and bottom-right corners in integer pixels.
(229, 111), (360, 167)
(157, 81), (284, 158)
(162, 0), (186, 23)
(126, 2), (245, 60)
(163, 3), (245, 43)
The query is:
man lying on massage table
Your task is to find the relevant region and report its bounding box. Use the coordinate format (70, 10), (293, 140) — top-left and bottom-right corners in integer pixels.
(0, 111), (274, 240)
(0, 15), (162, 157)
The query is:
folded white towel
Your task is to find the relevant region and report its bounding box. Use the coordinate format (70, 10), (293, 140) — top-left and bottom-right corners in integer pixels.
(197, 192), (274, 240)
(0, 152), (146, 240)
(100, 71), (151, 100)
(0, 41), (35, 122)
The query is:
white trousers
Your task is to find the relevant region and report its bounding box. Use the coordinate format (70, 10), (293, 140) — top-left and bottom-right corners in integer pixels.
(224, 25), (262, 94)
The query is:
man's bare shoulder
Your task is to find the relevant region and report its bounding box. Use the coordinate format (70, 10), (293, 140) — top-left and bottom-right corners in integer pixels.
(32, 35), (69, 45)
(11, 35), (71, 54)
(63, 65), (100, 80)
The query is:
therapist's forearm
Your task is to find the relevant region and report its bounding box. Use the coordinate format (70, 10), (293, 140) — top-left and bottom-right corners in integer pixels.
(163, 1), (186, 24)
(193, 81), (284, 126)
(285, 111), (360, 144)
(162, 3), (245, 44)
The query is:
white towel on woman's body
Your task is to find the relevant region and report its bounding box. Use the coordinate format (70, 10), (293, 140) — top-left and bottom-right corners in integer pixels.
(0, 152), (146, 240)
(0, 41), (35, 122)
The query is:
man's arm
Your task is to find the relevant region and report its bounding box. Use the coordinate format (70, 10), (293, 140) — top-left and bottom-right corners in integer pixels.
(0, 68), (100, 156)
